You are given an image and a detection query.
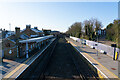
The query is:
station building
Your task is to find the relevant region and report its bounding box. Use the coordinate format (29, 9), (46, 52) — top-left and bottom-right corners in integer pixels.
(2, 25), (45, 59)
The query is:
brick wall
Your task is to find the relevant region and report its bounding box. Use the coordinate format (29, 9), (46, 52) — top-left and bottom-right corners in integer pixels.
(2, 39), (17, 59)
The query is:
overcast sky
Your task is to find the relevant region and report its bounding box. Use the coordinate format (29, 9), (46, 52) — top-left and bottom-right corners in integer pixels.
(0, 2), (118, 32)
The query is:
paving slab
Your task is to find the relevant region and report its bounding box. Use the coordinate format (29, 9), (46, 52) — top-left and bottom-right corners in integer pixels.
(1, 38), (55, 79)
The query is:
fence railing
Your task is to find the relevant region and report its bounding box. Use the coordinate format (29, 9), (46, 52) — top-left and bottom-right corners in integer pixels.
(70, 36), (120, 60)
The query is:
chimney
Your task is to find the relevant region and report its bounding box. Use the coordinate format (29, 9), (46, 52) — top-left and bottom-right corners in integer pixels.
(15, 27), (20, 38)
(26, 24), (31, 29)
(0, 28), (2, 31)
(15, 27), (20, 58)
(34, 27), (38, 30)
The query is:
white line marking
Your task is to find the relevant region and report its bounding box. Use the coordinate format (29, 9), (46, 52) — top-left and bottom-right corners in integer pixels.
(66, 38), (110, 79)
(15, 38), (56, 79)
(74, 46), (109, 79)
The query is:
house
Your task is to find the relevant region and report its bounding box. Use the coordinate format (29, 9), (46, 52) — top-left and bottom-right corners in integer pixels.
(101, 29), (106, 36)
(0, 28), (15, 39)
(2, 27), (30, 59)
(2, 25), (45, 59)
(0, 29), (7, 39)
(50, 31), (60, 36)
(95, 29), (106, 36)
(5, 31), (15, 38)
(42, 29), (51, 36)
(21, 25), (44, 38)
(2, 38), (17, 58)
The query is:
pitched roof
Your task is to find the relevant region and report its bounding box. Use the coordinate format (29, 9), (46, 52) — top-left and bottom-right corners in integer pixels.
(5, 31), (15, 38)
(31, 28), (43, 33)
(21, 28), (43, 33)
(19, 35), (53, 43)
(20, 34), (30, 39)
(31, 35), (39, 38)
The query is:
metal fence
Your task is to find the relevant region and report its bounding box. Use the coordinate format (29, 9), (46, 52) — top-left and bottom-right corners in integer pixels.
(70, 36), (120, 60)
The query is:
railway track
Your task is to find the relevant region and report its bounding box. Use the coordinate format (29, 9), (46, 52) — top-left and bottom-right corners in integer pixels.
(16, 37), (99, 80)
(65, 42), (98, 80)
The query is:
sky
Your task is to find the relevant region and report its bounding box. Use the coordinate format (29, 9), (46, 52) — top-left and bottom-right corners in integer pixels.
(0, 2), (118, 32)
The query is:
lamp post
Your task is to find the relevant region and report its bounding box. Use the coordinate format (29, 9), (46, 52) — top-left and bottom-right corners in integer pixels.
(81, 34), (83, 48)
(26, 42), (29, 58)
(95, 31), (99, 56)
(97, 33), (99, 56)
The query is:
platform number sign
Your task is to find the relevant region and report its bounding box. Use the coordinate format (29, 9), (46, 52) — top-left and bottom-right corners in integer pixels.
(111, 44), (117, 47)
(9, 50), (12, 54)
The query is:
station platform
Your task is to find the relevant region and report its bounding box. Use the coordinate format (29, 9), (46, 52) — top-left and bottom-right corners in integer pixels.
(66, 38), (119, 79)
(1, 38), (56, 79)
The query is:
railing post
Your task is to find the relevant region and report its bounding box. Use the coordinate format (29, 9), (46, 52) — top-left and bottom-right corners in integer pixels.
(33, 43), (34, 48)
(26, 42), (29, 58)
(17, 46), (19, 58)
(39, 42), (41, 49)
(36, 43), (37, 48)
(31, 44), (32, 50)
(44, 40), (46, 46)
(37, 43), (39, 48)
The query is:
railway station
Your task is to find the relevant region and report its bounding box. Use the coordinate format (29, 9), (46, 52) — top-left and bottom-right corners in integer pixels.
(0, 2), (120, 80)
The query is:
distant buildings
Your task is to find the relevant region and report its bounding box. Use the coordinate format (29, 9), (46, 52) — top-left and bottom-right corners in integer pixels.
(42, 29), (60, 36)
(5, 31), (15, 38)
(42, 29), (51, 36)
(0, 29), (14, 39)
(98, 29), (106, 36)
(50, 31), (60, 36)
(2, 25), (45, 59)
(95, 28), (106, 36)
(1, 24), (60, 59)
(21, 25), (44, 38)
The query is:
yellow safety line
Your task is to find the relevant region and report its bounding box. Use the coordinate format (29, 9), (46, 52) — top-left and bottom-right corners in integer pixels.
(4, 51), (37, 78)
(97, 70), (104, 79)
(84, 52), (118, 78)
(4, 38), (56, 78)
(69, 40), (118, 78)
(69, 41), (77, 47)
(4, 64), (25, 78)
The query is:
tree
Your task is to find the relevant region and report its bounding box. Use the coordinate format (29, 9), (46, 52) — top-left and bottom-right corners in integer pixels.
(106, 23), (114, 41)
(106, 19), (120, 48)
(66, 18), (103, 41)
(94, 19), (102, 31)
(66, 22), (82, 38)
(83, 18), (102, 40)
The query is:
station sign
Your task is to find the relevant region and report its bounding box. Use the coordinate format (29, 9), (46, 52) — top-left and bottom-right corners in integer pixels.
(111, 44), (117, 47)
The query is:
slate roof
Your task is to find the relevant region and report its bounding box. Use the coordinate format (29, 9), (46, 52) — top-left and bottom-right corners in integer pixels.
(31, 28), (43, 33)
